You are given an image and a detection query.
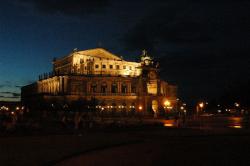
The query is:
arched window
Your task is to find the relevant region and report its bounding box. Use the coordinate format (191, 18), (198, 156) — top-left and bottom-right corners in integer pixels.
(91, 83), (97, 93)
(131, 85), (136, 93)
(121, 83), (127, 93)
(111, 83), (117, 93)
(101, 83), (107, 93)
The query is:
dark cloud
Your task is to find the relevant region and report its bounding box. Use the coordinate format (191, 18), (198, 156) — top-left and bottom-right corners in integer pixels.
(121, 1), (250, 101)
(12, 93), (21, 97)
(17, 0), (110, 17)
(0, 82), (13, 89)
(122, 1), (250, 53)
(0, 92), (21, 97)
(158, 50), (250, 101)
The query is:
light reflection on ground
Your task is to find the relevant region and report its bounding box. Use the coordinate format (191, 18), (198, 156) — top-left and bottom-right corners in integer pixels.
(162, 116), (249, 129)
(163, 119), (175, 127)
(228, 117), (243, 129)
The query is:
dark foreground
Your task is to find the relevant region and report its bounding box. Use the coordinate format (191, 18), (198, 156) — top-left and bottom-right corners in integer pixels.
(1, 116), (250, 166)
(57, 130), (250, 166)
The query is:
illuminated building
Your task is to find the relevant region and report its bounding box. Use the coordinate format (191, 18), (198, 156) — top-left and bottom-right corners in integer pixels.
(21, 48), (177, 116)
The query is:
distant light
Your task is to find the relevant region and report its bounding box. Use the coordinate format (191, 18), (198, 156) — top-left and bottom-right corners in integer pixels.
(217, 110), (221, 113)
(180, 106), (184, 110)
(235, 102), (240, 107)
(139, 106), (143, 110)
(230, 125), (242, 129)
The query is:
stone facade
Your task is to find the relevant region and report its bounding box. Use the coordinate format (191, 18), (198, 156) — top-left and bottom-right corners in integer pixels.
(21, 48), (177, 116)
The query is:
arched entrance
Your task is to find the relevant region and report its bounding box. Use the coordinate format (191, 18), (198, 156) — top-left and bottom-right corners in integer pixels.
(152, 100), (158, 118)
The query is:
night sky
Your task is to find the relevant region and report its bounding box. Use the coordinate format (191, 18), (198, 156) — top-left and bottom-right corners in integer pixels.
(0, 0), (250, 103)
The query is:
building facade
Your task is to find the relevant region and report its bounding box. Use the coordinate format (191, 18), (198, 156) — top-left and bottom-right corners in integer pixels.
(21, 48), (177, 116)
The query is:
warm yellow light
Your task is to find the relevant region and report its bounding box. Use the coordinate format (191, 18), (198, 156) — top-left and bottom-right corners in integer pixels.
(199, 102), (204, 108)
(230, 125), (242, 129)
(180, 106), (184, 110)
(164, 123), (174, 127)
(139, 106), (143, 110)
(16, 107), (20, 110)
(164, 100), (171, 106)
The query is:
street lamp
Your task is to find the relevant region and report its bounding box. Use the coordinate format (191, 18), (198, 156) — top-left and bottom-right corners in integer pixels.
(139, 106), (143, 111)
(199, 102), (204, 109)
(235, 102), (240, 107)
(164, 100), (171, 107)
(196, 102), (204, 115)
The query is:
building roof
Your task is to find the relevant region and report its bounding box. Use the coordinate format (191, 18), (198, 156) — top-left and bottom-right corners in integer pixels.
(77, 48), (122, 60)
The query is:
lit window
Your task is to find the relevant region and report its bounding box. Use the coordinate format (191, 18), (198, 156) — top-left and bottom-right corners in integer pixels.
(95, 64), (99, 69)
(110, 65), (113, 69)
(80, 59), (84, 64)
(102, 65), (106, 69)
(116, 65), (120, 69)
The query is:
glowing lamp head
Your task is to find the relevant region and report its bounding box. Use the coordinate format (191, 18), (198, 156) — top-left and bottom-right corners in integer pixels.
(139, 106), (143, 110)
(164, 100), (171, 106)
(199, 102), (204, 108)
(235, 102), (240, 107)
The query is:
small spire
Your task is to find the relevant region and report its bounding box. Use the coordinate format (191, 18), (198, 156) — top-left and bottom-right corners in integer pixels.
(142, 49), (147, 56)
(97, 41), (103, 48)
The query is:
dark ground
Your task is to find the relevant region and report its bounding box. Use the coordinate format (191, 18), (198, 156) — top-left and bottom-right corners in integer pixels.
(1, 116), (250, 166)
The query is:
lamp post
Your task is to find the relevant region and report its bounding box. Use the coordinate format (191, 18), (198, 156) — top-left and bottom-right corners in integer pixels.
(196, 102), (204, 116)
